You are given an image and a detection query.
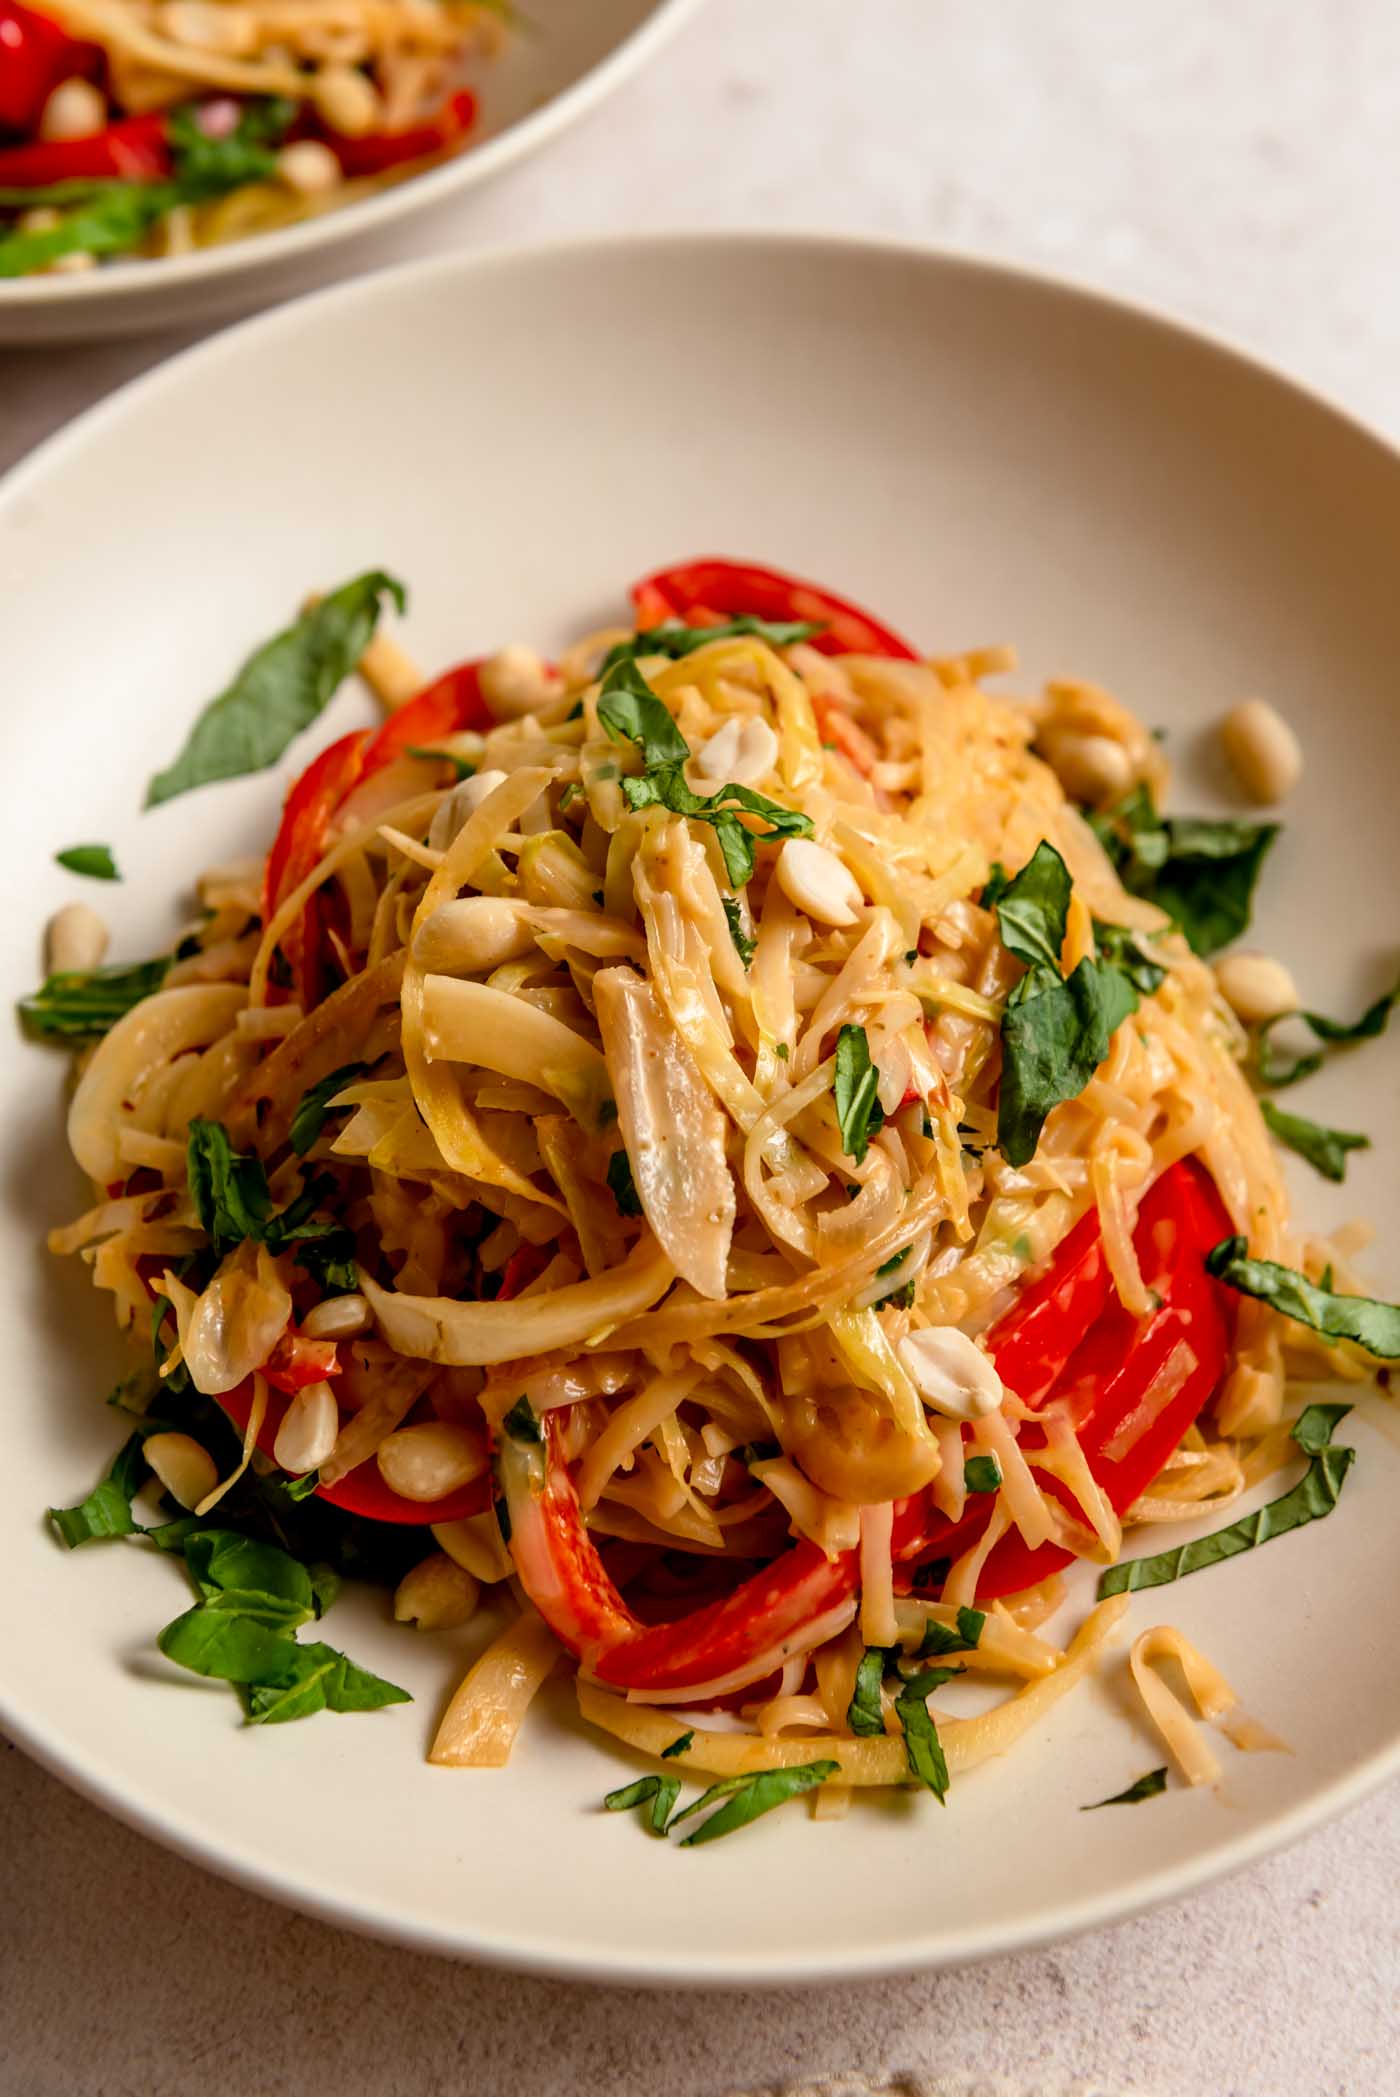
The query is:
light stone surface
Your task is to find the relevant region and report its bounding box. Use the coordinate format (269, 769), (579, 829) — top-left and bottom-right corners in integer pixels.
(4, 3), (1399, 2091)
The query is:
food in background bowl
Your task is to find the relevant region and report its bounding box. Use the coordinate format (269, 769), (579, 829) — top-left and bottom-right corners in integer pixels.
(0, 0), (507, 275)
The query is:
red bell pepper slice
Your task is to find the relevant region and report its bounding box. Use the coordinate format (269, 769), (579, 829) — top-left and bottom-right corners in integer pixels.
(261, 1327), (342, 1395)
(0, 2), (101, 138)
(316, 89), (476, 180)
(361, 658), (490, 767)
(631, 559), (920, 661)
(212, 1373), (489, 1526)
(0, 111), (170, 185)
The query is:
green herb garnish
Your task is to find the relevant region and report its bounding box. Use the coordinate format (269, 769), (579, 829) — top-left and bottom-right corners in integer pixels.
(603, 1772), (680, 1834)
(963, 1455), (1002, 1495)
(1258, 1099), (1369, 1183)
(833, 1023), (885, 1162)
(894, 1667), (962, 1803)
(667, 1761), (840, 1846)
(1206, 1241), (1400, 1356)
(602, 616), (823, 673)
(289, 1062), (367, 1157)
(1082, 1766), (1169, 1810)
(723, 897), (756, 966)
(19, 955), (169, 1041)
(606, 1147), (642, 1217)
(1089, 786), (1277, 957)
(916, 1606), (985, 1658)
(186, 1118), (343, 1259)
(55, 844), (119, 881)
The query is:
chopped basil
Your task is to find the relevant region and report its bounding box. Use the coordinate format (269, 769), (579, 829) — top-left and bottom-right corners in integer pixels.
(1082, 1766), (1169, 1810)
(602, 616), (823, 673)
(1256, 975), (1400, 1088)
(1206, 1239), (1400, 1356)
(622, 767), (811, 888)
(405, 745), (475, 782)
(186, 1118), (343, 1260)
(1098, 1401), (1355, 1597)
(1092, 919), (1166, 995)
(1089, 786), (1278, 957)
(1259, 1099), (1369, 1183)
(876, 1251), (908, 1278)
(289, 1061), (367, 1157)
(991, 843), (1146, 1167)
(603, 1772), (680, 1834)
(723, 896), (756, 966)
(145, 570), (406, 806)
(606, 1148), (642, 1217)
(502, 1397), (542, 1445)
(18, 955), (169, 1040)
(963, 1455), (1002, 1494)
(48, 1433), (149, 1548)
(661, 1730), (694, 1759)
(668, 1760), (840, 1845)
(916, 1606), (985, 1658)
(54, 844), (119, 882)
(833, 1023), (885, 1162)
(776, 1043), (790, 1061)
(846, 1646), (892, 1737)
(894, 1666), (962, 1802)
(595, 657), (690, 766)
(294, 1233), (360, 1295)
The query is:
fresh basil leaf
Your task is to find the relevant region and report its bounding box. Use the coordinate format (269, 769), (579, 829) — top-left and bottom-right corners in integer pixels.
(606, 1148), (642, 1217)
(992, 841), (1072, 974)
(1256, 975), (1400, 1088)
(187, 1118), (341, 1259)
(1091, 790), (1278, 957)
(661, 1731), (694, 1759)
(1259, 1099), (1369, 1183)
(19, 955), (169, 1040)
(0, 183), (171, 279)
(294, 1232), (360, 1295)
(603, 616), (823, 672)
(406, 745), (475, 782)
(620, 765), (811, 887)
(48, 1433), (148, 1548)
(596, 657), (691, 767)
(1206, 1237), (1400, 1355)
(290, 1061), (366, 1157)
(145, 570), (406, 806)
(833, 1023), (885, 1163)
(55, 844), (119, 881)
(723, 896), (756, 966)
(846, 1647), (892, 1737)
(1082, 1766), (1169, 1810)
(1093, 919), (1166, 995)
(670, 1760), (840, 1846)
(284, 1469), (322, 1502)
(894, 1668), (961, 1802)
(980, 862), (1011, 910)
(963, 1455), (1002, 1495)
(183, 1527), (316, 1626)
(1098, 1400), (1355, 1596)
(502, 1396), (542, 1445)
(916, 1606), (985, 1658)
(603, 1772), (681, 1834)
(245, 1642), (410, 1724)
(157, 1604), (294, 1683)
(996, 955), (1138, 1167)
(166, 97), (294, 197)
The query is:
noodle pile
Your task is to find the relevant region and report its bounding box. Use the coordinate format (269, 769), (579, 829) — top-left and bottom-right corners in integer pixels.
(51, 602), (1328, 1805)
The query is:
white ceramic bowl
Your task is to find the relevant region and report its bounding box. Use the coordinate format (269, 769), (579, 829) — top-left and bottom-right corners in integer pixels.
(3, 233), (1400, 1983)
(0, 0), (700, 345)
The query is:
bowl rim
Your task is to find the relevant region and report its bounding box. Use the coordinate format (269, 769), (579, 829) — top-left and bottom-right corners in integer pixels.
(0, 0), (704, 311)
(5, 226), (1400, 1983)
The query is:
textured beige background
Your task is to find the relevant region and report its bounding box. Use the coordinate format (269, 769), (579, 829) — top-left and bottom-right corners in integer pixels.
(5, 4), (1400, 2092)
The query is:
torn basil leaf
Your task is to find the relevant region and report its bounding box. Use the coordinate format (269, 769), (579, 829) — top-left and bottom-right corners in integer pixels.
(621, 766), (811, 888)
(1089, 787), (1278, 957)
(290, 1061), (367, 1157)
(894, 1666), (962, 1803)
(294, 1232), (360, 1295)
(1098, 1401), (1355, 1597)
(405, 745), (475, 782)
(603, 616), (823, 673)
(668, 1760), (840, 1846)
(18, 955), (169, 1041)
(145, 570), (406, 806)
(1258, 1099), (1369, 1183)
(604, 1772), (681, 1833)
(661, 1730), (694, 1759)
(846, 1647), (892, 1737)
(723, 896), (756, 966)
(833, 1023), (885, 1162)
(186, 1118), (342, 1260)
(595, 657), (691, 767)
(1082, 1766), (1169, 1810)
(992, 840), (1072, 974)
(502, 1396), (542, 1445)
(996, 952), (1138, 1168)
(1256, 975), (1400, 1088)
(1206, 1238), (1400, 1356)
(606, 1147), (642, 1217)
(48, 1433), (149, 1548)
(1092, 919), (1166, 996)
(963, 1455), (1002, 1494)
(916, 1606), (985, 1658)
(55, 843), (119, 882)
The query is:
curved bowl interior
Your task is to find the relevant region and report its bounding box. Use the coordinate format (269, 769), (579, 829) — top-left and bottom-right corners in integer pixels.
(3, 234), (1399, 1982)
(0, 0), (699, 344)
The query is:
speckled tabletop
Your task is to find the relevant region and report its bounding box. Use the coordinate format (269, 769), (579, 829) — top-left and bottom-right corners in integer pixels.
(4, 5), (1400, 2093)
